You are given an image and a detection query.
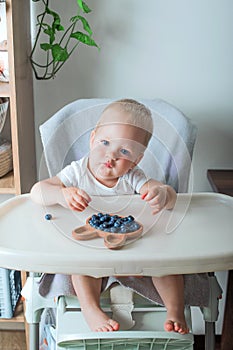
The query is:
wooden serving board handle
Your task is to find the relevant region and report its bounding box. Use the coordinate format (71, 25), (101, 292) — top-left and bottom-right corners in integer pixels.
(72, 225), (99, 240)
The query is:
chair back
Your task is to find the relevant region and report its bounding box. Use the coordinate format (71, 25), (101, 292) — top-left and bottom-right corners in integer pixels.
(40, 98), (197, 192)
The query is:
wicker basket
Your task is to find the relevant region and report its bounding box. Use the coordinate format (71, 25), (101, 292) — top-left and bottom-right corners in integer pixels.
(0, 139), (13, 177)
(0, 98), (12, 177)
(0, 97), (9, 133)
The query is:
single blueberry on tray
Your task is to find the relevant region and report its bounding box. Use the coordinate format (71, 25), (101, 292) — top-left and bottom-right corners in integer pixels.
(88, 213), (138, 233)
(45, 213), (52, 220)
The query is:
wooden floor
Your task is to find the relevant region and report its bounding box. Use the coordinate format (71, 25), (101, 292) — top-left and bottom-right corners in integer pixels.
(0, 331), (27, 350)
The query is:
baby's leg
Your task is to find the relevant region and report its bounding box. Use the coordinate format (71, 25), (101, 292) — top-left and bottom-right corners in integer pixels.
(71, 275), (119, 332)
(152, 275), (189, 334)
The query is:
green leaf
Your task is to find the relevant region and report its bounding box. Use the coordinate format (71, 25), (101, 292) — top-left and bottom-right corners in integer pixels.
(45, 6), (60, 20)
(77, 15), (92, 35)
(44, 26), (55, 44)
(40, 43), (52, 51)
(52, 19), (64, 32)
(51, 44), (69, 62)
(70, 15), (79, 23)
(44, 7), (64, 32)
(82, 2), (91, 13)
(77, 0), (91, 13)
(71, 31), (98, 47)
(56, 24), (64, 31)
(77, 0), (84, 11)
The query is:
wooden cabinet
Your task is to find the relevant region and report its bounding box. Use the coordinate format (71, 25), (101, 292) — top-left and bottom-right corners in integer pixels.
(0, 0), (36, 195)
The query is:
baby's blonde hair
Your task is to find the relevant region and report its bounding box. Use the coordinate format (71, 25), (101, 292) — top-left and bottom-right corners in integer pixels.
(97, 99), (153, 146)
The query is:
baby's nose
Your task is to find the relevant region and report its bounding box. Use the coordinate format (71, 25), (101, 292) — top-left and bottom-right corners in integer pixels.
(107, 149), (117, 160)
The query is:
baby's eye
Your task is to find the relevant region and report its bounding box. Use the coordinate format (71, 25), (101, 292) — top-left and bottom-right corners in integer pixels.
(101, 140), (109, 146)
(120, 148), (130, 156)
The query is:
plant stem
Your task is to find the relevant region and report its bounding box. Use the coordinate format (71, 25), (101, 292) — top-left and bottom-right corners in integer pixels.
(30, 0), (49, 59)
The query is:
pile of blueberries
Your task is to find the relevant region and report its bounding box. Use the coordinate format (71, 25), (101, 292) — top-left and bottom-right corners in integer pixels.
(88, 213), (140, 233)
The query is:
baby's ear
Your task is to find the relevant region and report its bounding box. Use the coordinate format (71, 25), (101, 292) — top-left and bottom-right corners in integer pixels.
(90, 130), (96, 148)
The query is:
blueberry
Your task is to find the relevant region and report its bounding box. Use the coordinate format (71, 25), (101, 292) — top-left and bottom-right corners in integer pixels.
(130, 223), (140, 231)
(45, 214), (52, 220)
(127, 215), (134, 222)
(104, 214), (111, 221)
(114, 221), (121, 228)
(109, 217), (115, 224)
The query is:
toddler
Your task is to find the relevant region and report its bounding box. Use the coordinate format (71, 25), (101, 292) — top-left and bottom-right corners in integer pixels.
(31, 99), (189, 334)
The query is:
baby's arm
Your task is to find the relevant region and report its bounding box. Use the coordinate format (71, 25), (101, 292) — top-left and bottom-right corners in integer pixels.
(140, 179), (177, 215)
(30, 176), (91, 212)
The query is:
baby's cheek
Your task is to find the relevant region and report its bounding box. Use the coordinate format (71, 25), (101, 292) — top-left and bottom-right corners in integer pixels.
(92, 148), (105, 159)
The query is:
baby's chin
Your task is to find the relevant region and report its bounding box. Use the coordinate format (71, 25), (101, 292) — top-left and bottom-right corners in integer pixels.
(96, 169), (116, 181)
(93, 169), (119, 186)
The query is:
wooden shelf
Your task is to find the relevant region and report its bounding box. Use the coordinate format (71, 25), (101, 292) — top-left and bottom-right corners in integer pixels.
(0, 300), (24, 323)
(0, 300), (25, 330)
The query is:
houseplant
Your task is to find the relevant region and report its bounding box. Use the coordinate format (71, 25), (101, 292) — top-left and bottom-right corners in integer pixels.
(31, 0), (98, 80)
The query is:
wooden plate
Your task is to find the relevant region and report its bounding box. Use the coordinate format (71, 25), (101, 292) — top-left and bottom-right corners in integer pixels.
(72, 216), (143, 249)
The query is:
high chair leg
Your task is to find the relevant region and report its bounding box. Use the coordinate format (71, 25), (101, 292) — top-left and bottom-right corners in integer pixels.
(205, 321), (215, 350)
(29, 323), (39, 350)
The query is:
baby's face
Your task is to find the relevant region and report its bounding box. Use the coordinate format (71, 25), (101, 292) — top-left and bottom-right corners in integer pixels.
(88, 115), (146, 187)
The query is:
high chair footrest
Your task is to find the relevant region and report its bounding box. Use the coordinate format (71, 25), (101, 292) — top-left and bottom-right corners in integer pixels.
(56, 296), (194, 349)
(57, 331), (194, 349)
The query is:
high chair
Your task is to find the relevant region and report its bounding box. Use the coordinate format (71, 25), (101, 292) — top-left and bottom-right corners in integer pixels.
(22, 98), (223, 350)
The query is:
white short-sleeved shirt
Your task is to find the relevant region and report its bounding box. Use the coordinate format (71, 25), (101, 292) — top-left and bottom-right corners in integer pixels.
(57, 157), (148, 196)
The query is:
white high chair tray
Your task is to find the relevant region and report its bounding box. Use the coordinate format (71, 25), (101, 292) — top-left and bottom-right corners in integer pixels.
(0, 192), (232, 276)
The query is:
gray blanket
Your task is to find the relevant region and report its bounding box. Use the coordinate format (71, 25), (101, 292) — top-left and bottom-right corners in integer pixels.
(39, 273), (210, 307)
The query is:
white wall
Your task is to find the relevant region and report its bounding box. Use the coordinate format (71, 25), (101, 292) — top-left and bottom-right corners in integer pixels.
(31, 0), (233, 334)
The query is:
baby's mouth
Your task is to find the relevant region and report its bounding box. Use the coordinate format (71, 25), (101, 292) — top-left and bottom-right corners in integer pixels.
(104, 160), (113, 168)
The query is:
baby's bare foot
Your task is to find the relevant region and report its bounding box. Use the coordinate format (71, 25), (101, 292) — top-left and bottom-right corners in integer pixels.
(164, 310), (189, 334)
(95, 318), (120, 332)
(164, 320), (189, 334)
(82, 307), (119, 332)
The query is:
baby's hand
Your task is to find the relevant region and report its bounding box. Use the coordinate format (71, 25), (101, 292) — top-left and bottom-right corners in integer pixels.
(141, 185), (167, 215)
(61, 187), (91, 211)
